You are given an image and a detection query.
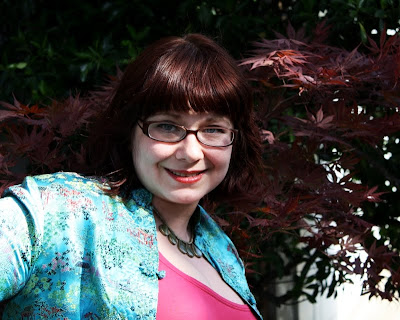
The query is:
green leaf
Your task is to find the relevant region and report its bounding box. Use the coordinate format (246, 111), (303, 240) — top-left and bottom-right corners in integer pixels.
(359, 22), (368, 43)
(7, 62), (28, 70)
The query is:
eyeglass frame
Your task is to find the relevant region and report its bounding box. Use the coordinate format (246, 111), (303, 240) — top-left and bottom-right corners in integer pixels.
(137, 120), (238, 147)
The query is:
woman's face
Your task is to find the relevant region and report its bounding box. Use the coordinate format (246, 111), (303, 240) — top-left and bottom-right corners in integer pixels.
(131, 111), (233, 209)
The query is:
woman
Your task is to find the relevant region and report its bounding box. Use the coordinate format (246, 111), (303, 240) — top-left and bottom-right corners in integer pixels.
(0, 34), (263, 319)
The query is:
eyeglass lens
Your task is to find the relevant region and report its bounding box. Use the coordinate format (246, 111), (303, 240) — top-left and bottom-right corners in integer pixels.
(147, 122), (233, 146)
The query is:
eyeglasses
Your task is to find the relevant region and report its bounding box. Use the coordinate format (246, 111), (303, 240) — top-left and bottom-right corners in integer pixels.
(137, 121), (238, 147)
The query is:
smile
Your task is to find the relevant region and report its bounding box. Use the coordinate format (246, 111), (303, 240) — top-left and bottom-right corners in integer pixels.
(165, 169), (206, 184)
(169, 170), (203, 177)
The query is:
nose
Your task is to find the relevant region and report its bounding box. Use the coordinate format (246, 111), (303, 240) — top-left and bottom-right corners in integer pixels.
(175, 132), (204, 162)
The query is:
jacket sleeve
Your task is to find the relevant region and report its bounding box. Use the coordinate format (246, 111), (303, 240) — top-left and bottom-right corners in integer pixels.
(0, 177), (44, 301)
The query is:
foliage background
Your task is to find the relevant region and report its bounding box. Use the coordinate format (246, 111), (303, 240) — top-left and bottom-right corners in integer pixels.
(1, 0), (400, 319)
(3, 0), (399, 104)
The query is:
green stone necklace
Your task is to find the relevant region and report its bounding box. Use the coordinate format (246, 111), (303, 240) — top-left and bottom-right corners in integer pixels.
(152, 206), (202, 258)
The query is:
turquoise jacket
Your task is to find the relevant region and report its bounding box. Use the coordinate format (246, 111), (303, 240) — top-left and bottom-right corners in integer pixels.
(0, 172), (261, 319)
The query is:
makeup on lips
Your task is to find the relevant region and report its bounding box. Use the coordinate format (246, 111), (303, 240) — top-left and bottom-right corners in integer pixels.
(165, 169), (206, 184)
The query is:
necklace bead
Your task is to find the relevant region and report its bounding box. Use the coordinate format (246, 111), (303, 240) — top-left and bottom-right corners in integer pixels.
(167, 233), (178, 245)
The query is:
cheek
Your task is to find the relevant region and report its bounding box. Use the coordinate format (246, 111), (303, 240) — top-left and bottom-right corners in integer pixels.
(131, 132), (151, 182)
(211, 148), (232, 174)
(224, 152), (233, 174)
(132, 134), (173, 173)
(132, 137), (160, 191)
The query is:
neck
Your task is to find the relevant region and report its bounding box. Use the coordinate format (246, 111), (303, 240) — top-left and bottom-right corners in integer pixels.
(152, 198), (198, 241)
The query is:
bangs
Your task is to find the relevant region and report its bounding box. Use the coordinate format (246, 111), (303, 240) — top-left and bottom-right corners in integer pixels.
(136, 39), (249, 125)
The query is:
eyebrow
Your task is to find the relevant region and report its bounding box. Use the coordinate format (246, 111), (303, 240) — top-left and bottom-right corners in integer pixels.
(154, 112), (230, 123)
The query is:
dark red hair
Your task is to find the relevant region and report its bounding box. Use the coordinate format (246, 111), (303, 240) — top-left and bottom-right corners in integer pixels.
(88, 33), (263, 204)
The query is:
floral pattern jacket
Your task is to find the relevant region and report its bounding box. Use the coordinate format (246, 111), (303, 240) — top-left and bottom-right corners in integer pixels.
(0, 172), (262, 319)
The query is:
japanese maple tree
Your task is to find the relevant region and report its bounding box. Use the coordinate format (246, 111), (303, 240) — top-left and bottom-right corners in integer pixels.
(231, 22), (400, 312)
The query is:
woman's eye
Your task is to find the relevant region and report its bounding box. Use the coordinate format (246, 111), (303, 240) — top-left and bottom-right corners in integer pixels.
(155, 123), (178, 132)
(202, 127), (227, 134)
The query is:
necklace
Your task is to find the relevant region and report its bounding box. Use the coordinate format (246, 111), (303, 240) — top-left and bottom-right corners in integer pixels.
(152, 206), (202, 258)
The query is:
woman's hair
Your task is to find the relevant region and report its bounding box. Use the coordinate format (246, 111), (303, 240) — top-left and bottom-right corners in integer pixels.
(88, 33), (263, 204)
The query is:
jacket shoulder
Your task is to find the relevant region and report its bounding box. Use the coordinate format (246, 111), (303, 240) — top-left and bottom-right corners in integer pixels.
(28, 172), (104, 193)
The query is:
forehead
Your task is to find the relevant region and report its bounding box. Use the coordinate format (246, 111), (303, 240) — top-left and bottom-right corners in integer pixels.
(146, 111), (233, 126)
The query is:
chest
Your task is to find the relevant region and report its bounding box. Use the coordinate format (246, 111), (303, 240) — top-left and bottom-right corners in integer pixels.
(156, 229), (245, 304)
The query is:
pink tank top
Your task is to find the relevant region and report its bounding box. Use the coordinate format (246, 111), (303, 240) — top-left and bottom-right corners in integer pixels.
(157, 252), (257, 320)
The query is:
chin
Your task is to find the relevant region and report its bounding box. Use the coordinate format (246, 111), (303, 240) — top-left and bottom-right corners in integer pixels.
(167, 189), (208, 205)
(171, 195), (203, 205)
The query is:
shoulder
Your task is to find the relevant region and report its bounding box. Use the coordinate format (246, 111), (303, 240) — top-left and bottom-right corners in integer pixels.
(3, 172), (114, 217)
(26, 172), (104, 192)
(6, 172), (106, 199)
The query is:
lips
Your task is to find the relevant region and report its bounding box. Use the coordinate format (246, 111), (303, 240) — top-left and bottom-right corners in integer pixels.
(165, 168), (206, 183)
(168, 170), (204, 177)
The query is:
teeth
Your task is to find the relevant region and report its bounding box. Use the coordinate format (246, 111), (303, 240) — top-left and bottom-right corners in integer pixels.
(170, 170), (201, 177)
